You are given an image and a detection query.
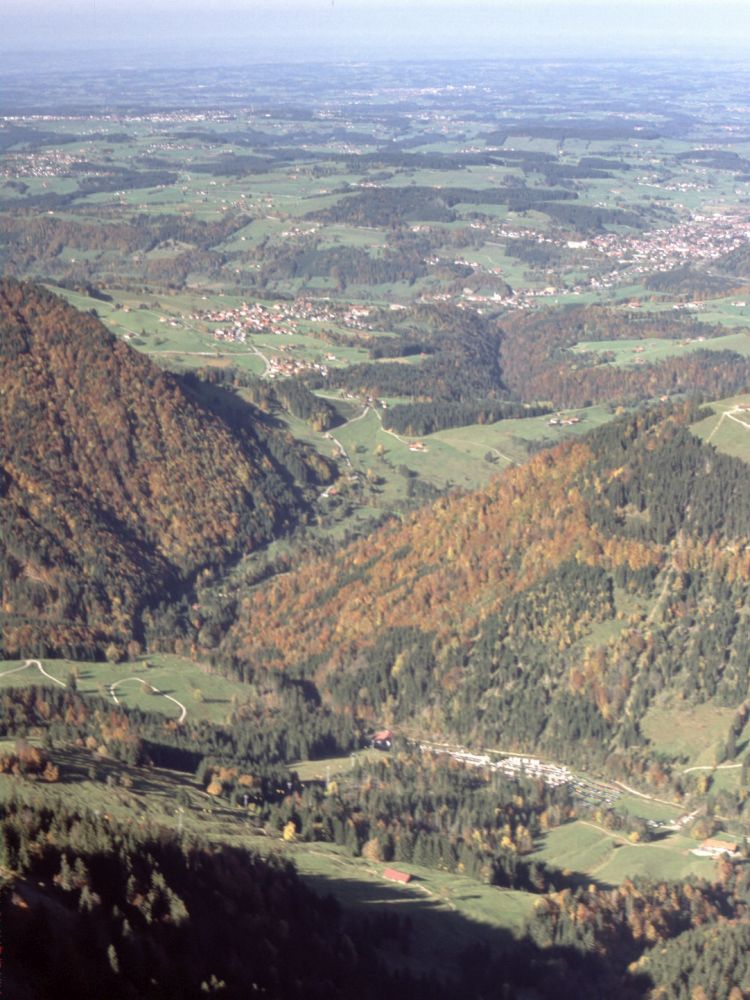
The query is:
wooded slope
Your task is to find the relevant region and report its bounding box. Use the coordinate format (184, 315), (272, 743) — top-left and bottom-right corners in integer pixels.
(0, 280), (324, 657)
(221, 403), (750, 759)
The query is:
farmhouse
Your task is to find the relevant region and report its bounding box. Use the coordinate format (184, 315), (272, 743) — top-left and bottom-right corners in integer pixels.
(371, 729), (393, 751)
(692, 838), (739, 858)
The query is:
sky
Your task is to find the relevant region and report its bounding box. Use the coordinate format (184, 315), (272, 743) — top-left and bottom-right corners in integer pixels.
(3, 0), (750, 63)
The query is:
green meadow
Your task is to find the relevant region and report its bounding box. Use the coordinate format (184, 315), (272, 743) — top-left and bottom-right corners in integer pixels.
(571, 331), (750, 366)
(641, 697), (739, 767)
(530, 821), (714, 885)
(0, 655), (243, 725)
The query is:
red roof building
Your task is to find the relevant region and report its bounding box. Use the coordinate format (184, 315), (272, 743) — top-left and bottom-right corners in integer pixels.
(383, 868), (412, 884)
(371, 729), (393, 751)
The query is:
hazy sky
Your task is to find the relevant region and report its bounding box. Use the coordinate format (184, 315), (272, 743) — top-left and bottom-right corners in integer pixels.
(4, 0), (750, 62)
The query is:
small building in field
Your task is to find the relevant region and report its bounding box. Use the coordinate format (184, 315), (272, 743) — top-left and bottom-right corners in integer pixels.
(383, 867), (412, 884)
(692, 838), (739, 858)
(371, 729), (393, 751)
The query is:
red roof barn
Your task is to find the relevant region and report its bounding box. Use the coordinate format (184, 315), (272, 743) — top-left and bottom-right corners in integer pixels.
(383, 868), (412, 884)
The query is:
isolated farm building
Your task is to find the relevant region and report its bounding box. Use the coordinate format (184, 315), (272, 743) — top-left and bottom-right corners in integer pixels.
(383, 868), (412, 884)
(693, 838), (739, 857)
(371, 729), (393, 751)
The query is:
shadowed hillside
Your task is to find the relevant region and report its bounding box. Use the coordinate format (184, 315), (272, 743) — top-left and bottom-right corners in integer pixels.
(0, 280), (330, 658)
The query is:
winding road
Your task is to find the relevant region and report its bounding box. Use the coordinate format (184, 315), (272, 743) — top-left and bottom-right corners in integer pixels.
(109, 676), (187, 724)
(707, 404), (750, 444)
(322, 402), (372, 473)
(0, 659), (65, 688)
(0, 659), (187, 723)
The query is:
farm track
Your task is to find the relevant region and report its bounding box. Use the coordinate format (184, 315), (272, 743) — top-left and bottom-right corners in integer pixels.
(0, 659), (65, 688)
(109, 676), (188, 723)
(448, 439), (515, 465)
(707, 404), (750, 443)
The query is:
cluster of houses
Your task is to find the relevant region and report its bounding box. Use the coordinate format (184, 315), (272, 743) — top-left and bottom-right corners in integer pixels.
(586, 209), (750, 287)
(200, 298), (374, 345)
(548, 415), (582, 428)
(494, 755), (618, 806)
(430, 206), (750, 310)
(415, 743), (618, 806)
(1, 148), (82, 178)
(267, 354), (329, 379)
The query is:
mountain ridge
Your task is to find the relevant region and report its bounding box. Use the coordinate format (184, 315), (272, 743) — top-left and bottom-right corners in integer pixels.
(0, 280), (329, 658)
(218, 402), (750, 767)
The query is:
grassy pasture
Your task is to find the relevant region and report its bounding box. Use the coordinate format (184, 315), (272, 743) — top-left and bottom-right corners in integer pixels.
(531, 821), (618, 873)
(593, 834), (715, 884)
(614, 795), (683, 823)
(290, 749), (383, 782)
(284, 838), (537, 978)
(433, 403), (614, 463)
(691, 298), (750, 329)
(0, 749), (201, 829)
(640, 697), (737, 767)
(331, 407), (498, 491)
(530, 821), (714, 885)
(0, 655), (243, 725)
(299, 399), (618, 502)
(571, 331), (750, 366)
(692, 393), (750, 462)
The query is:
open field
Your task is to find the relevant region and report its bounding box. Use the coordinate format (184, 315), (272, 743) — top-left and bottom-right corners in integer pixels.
(594, 833), (716, 883)
(614, 794), (684, 823)
(290, 749), (384, 781)
(641, 697), (738, 767)
(530, 820), (715, 885)
(692, 393), (750, 462)
(284, 838), (537, 976)
(0, 655), (244, 725)
(571, 331), (750, 366)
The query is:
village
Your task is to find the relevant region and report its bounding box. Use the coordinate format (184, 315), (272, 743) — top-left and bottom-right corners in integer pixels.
(198, 298), (375, 343)
(1, 147), (87, 179)
(412, 740), (620, 807)
(450, 207), (750, 309)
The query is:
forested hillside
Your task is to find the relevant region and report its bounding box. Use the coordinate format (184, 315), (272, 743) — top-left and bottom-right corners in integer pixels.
(1, 798), (443, 1000)
(0, 281), (330, 659)
(498, 305), (750, 408)
(220, 402), (750, 768)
